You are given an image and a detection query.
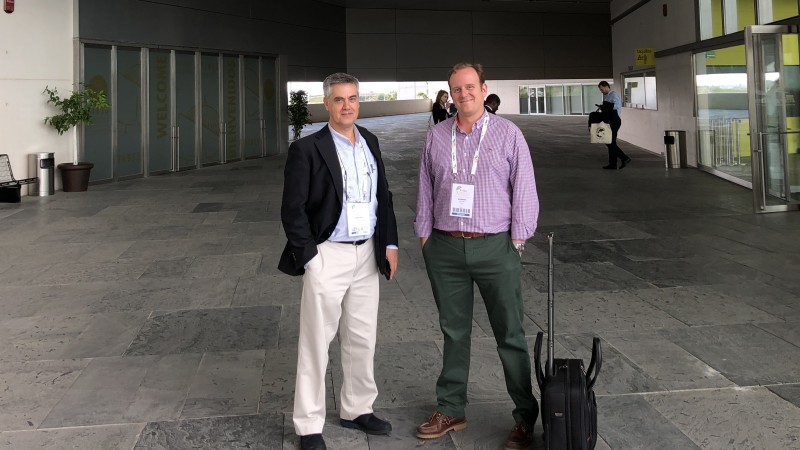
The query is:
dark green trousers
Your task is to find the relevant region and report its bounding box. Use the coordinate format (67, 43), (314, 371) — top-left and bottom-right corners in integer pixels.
(422, 231), (538, 424)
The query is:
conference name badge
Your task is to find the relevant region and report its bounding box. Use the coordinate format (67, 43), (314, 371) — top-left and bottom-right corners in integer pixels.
(347, 202), (371, 236)
(450, 183), (474, 218)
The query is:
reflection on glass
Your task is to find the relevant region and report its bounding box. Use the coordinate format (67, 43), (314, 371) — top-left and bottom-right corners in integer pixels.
(700, 0), (724, 40)
(535, 87), (545, 114)
(695, 45), (751, 183)
(724, 0), (756, 34)
(519, 86), (529, 115)
(759, 0), (799, 23)
(243, 56), (261, 159)
(201, 53), (220, 165)
(262, 57), (278, 156)
(583, 85), (601, 114)
(116, 47), (143, 179)
(176, 51), (196, 169)
(84, 45), (113, 182)
(565, 85), (583, 115)
(757, 33), (800, 202)
(545, 86), (564, 115)
(149, 50), (171, 174)
(645, 73), (658, 109)
(223, 55), (239, 162)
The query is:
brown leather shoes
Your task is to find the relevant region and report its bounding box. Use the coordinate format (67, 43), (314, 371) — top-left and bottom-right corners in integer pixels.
(415, 411), (467, 439)
(504, 421), (534, 450)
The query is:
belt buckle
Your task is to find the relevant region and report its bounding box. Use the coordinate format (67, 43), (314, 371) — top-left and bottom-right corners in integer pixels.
(459, 231), (473, 239)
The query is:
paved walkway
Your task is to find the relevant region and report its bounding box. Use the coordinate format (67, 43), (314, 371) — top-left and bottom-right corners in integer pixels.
(1, 113), (799, 449)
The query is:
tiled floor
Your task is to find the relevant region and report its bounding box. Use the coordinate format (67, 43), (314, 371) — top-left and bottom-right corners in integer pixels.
(1, 113), (799, 449)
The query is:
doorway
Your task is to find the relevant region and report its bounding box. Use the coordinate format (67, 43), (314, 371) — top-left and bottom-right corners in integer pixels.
(745, 25), (800, 212)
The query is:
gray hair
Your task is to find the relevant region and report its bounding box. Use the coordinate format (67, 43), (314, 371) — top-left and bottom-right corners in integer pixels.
(323, 72), (360, 98)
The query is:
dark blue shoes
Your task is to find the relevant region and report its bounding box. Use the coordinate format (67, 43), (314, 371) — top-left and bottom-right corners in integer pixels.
(300, 413), (391, 449)
(340, 413), (393, 435)
(299, 433), (326, 450)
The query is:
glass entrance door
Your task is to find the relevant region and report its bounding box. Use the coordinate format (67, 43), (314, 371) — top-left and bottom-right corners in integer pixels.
(529, 86), (546, 114)
(745, 25), (800, 213)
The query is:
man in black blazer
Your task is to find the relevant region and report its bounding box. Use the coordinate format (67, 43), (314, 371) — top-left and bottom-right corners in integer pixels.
(279, 72), (399, 450)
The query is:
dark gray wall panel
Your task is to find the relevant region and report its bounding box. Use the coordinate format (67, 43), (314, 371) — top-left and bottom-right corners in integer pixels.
(348, 7), (610, 81)
(78, 0), (346, 81)
(473, 36), (546, 67)
(347, 35), (397, 68)
(347, 8), (396, 33)
(544, 65), (610, 79)
(347, 68), (399, 81)
(489, 67), (547, 80)
(472, 12), (544, 35)
(543, 35), (610, 68)
(396, 34), (473, 69)
(540, 13), (610, 36)
(395, 10), (473, 35)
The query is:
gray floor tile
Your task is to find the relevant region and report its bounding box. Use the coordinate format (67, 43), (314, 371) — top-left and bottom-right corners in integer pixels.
(634, 286), (783, 326)
(597, 394), (700, 449)
(601, 330), (735, 391)
(0, 359), (89, 431)
(125, 306), (281, 356)
(183, 252), (262, 279)
(665, 324), (800, 385)
(523, 261), (653, 292)
(524, 289), (686, 334)
(647, 387), (800, 449)
(232, 274), (303, 307)
(768, 383), (800, 408)
(0, 424), (145, 450)
(181, 350), (265, 418)
(40, 355), (201, 427)
(134, 413), (283, 449)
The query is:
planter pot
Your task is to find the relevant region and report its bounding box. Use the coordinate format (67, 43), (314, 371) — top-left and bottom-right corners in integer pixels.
(57, 162), (94, 192)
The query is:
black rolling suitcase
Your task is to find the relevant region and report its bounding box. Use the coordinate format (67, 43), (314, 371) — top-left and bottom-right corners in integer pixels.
(534, 233), (602, 450)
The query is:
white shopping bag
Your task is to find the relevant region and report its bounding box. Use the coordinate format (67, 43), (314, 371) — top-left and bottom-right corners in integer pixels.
(590, 122), (612, 144)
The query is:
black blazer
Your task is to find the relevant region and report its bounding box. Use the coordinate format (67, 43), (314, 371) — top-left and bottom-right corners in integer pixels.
(431, 102), (449, 124)
(278, 124), (398, 278)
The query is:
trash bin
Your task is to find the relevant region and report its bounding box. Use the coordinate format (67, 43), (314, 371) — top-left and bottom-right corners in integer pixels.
(664, 130), (687, 169)
(28, 152), (55, 196)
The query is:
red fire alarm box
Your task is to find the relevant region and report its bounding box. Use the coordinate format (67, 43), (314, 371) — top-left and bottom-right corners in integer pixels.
(3, 0), (14, 14)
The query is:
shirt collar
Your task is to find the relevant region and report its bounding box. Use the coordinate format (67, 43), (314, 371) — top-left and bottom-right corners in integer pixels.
(455, 109), (489, 135)
(329, 124), (361, 148)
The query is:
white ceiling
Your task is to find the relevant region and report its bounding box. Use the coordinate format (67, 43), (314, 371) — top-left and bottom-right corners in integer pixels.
(315, 0), (610, 15)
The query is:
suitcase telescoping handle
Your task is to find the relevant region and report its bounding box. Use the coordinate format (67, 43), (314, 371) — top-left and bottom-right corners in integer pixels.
(533, 232), (556, 389)
(546, 232), (555, 378)
(533, 233), (603, 391)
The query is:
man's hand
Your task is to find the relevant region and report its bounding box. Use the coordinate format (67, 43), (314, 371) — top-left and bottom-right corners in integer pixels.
(386, 248), (399, 280)
(512, 239), (525, 256)
(420, 237), (428, 248)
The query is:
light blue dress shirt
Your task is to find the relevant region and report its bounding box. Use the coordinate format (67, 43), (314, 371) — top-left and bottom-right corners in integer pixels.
(328, 125), (379, 243)
(603, 90), (622, 117)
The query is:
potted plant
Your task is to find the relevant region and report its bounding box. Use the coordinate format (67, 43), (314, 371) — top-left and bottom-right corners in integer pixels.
(43, 84), (110, 192)
(288, 90), (312, 141)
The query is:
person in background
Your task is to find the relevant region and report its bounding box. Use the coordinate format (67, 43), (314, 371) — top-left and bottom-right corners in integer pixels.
(484, 93), (500, 114)
(432, 90), (453, 124)
(598, 80), (631, 170)
(279, 72), (399, 450)
(414, 62), (540, 450)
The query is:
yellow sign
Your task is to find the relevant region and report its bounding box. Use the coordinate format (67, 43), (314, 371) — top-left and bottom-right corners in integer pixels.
(635, 48), (655, 66)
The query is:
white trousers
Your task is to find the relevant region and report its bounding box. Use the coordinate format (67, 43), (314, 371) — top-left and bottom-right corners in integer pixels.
(293, 238), (380, 436)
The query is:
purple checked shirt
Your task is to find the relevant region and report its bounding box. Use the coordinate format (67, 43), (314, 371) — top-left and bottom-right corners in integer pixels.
(414, 111), (539, 240)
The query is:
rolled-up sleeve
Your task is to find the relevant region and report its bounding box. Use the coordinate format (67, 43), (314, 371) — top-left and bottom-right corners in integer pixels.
(509, 127), (539, 240)
(414, 131), (435, 237)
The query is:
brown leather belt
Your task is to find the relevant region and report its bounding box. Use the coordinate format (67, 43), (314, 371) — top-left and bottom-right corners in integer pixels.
(434, 229), (491, 239)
